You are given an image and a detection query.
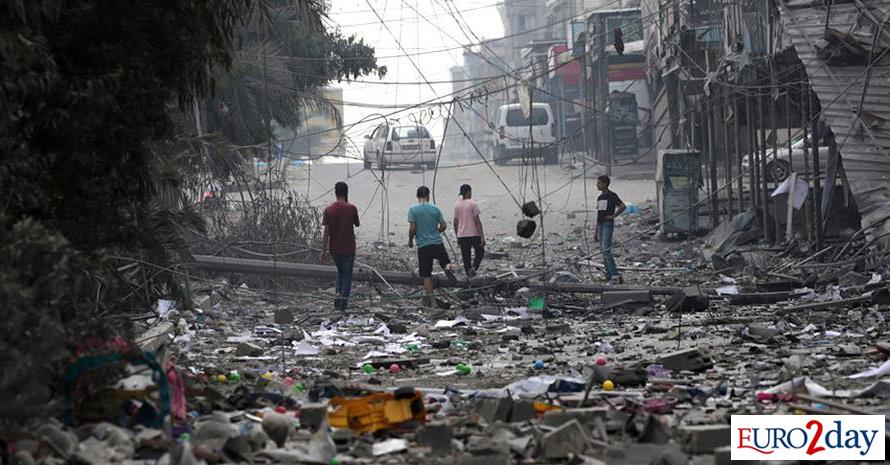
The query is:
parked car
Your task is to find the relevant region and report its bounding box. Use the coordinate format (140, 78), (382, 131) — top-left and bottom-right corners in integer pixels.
(490, 103), (558, 165)
(363, 123), (437, 170)
(741, 136), (829, 182)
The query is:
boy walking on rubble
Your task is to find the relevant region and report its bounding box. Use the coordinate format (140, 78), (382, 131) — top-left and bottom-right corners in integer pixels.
(408, 185), (456, 308)
(453, 184), (485, 277)
(320, 181), (360, 312)
(594, 175), (625, 283)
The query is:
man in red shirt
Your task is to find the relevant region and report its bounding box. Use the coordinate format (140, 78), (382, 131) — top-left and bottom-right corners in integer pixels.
(320, 182), (360, 312)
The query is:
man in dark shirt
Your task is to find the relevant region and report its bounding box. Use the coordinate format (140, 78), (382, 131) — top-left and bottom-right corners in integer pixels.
(594, 175), (626, 283)
(320, 182), (360, 312)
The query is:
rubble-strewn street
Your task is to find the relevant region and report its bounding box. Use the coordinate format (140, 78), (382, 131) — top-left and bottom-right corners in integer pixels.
(31, 177), (886, 465)
(5, 0), (890, 463)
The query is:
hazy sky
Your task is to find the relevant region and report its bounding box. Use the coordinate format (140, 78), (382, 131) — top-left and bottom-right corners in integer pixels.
(326, 0), (505, 154)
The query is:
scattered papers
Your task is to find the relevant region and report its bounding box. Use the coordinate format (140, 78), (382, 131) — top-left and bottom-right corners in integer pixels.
(372, 438), (408, 456)
(434, 316), (470, 328)
(716, 285), (739, 295)
(294, 341), (320, 356)
(156, 299), (175, 318)
(771, 175), (808, 209)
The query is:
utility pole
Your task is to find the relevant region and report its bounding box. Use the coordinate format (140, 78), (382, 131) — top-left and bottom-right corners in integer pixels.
(593, 15), (611, 176)
(575, 31), (591, 161)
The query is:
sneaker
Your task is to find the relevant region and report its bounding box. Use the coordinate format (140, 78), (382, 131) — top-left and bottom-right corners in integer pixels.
(466, 268), (477, 278)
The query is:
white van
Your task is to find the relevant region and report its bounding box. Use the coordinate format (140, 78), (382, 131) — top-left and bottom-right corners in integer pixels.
(490, 103), (558, 165)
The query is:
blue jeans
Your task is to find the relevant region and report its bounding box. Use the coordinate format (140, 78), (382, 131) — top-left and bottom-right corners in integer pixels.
(597, 222), (619, 278)
(331, 253), (355, 311)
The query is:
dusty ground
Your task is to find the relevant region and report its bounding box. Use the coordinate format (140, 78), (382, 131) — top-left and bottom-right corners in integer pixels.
(45, 157), (889, 465)
(289, 157), (656, 249)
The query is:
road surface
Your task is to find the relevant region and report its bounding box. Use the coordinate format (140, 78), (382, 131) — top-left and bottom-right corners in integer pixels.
(287, 156), (656, 248)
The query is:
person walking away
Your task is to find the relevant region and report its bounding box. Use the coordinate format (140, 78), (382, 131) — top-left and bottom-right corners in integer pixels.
(408, 185), (456, 308)
(453, 184), (485, 277)
(320, 182), (359, 312)
(594, 175), (625, 283)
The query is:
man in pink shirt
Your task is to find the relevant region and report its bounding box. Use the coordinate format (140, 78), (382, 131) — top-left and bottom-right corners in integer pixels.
(453, 184), (485, 277)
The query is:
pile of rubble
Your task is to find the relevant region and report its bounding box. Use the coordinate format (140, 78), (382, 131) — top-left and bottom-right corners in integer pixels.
(11, 202), (890, 465)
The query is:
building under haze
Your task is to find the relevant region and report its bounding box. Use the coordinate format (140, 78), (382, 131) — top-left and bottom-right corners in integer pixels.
(499, 0), (548, 71)
(442, 41), (508, 161)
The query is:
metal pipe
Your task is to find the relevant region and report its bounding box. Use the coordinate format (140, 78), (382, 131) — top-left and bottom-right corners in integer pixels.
(189, 255), (684, 296)
(801, 83), (814, 243)
(811, 90), (824, 249)
(734, 89), (744, 212)
(707, 98), (719, 228)
(758, 93), (770, 243)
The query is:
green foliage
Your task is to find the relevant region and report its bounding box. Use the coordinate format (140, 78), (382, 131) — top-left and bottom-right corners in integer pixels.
(0, 0), (380, 426)
(0, 215), (119, 424)
(0, 0), (251, 425)
(0, 0), (251, 251)
(205, 0), (382, 146)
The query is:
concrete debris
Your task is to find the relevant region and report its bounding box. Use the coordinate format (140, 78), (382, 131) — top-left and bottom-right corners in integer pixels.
(657, 347), (712, 372)
(26, 196), (890, 465)
(236, 341), (265, 357)
(675, 424), (731, 454)
(539, 419), (589, 459)
(416, 424), (453, 454)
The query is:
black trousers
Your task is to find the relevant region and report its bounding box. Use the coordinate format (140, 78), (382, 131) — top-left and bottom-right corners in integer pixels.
(457, 236), (484, 272)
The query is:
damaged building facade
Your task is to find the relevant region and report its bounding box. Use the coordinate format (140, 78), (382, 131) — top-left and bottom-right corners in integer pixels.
(637, 0), (890, 252)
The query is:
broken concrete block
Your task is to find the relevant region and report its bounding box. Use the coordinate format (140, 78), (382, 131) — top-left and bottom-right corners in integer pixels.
(713, 445), (758, 465)
(508, 399), (536, 423)
(193, 294), (213, 312)
(541, 407), (607, 432)
(455, 455), (509, 465)
(601, 289), (653, 305)
(474, 397), (512, 423)
(136, 321), (176, 352)
(658, 347), (712, 372)
(540, 419), (588, 459)
(676, 424), (730, 454)
(273, 308), (293, 324)
(666, 287), (710, 313)
(38, 423), (78, 459)
(611, 366), (648, 386)
(236, 342), (264, 357)
(261, 413), (291, 447)
(416, 424), (452, 455)
(298, 403), (327, 431)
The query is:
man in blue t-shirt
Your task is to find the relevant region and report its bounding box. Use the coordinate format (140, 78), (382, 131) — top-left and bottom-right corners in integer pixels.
(408, 185), (456, 308)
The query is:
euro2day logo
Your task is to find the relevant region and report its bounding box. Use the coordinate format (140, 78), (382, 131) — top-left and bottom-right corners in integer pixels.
(731, 415), (885, 460)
